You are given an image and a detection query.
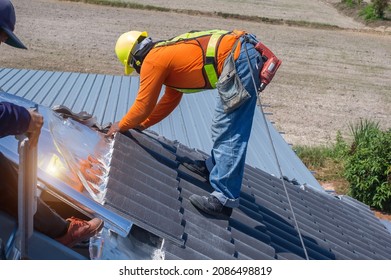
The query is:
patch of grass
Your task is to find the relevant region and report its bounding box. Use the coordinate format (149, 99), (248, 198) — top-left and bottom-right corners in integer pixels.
(342, 0), (364, 8)
(295, 132), (347, 168)
(294, 145), (333, 169)
(294, 132), (349, 194)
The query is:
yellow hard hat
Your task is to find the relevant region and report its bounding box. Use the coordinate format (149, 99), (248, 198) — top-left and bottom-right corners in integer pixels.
(115, 30), (148, 75)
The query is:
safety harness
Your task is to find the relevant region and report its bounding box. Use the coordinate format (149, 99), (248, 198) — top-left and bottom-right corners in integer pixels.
(153, 29), (237, 92)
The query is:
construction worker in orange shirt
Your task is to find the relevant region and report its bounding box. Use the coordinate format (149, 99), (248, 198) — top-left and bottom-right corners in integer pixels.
(108, 29), (265, 219)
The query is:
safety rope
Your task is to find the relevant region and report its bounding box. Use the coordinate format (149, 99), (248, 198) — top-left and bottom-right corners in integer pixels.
(243, 37), (310, 260)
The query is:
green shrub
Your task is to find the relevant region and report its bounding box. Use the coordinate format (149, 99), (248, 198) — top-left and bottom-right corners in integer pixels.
(295, 119), (390, 211)
(371, 0), (389, 18)
(359, 4), (379, 20)
(348, 119), (380, 147)
(359, 0), (390, 20)
(344, 120), (391, 211)
(341, 0), (389, 21)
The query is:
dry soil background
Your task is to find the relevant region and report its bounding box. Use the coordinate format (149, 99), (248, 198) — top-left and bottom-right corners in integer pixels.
(1, 0), (390, 147)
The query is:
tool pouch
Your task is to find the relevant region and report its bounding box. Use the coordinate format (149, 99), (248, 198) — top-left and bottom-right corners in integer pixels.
(216, 52), (250, 114)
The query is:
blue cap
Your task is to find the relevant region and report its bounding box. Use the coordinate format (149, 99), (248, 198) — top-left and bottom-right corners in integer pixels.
(0, 0), (26, 49)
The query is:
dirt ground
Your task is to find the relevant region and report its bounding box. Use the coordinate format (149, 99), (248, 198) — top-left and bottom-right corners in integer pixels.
(1, 0), (390, 148)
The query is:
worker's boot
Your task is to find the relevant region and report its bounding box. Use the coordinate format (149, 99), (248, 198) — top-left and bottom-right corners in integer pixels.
(189, 194), (232, 219)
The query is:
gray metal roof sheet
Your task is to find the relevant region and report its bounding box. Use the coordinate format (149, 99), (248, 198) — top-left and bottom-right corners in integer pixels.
(0, 67), (322, 191)
(108, 129), (391, 259)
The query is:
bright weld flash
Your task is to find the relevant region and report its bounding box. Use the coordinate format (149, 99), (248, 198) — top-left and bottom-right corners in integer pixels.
(46, 154), (64, 177)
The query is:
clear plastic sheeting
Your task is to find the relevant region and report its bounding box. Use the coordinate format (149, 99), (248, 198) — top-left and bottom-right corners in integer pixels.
(45, 109), (113, 203)
(0, 92), (113, 203)
(1, 93), (133, 237)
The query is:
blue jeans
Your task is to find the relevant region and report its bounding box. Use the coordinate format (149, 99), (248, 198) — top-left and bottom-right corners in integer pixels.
(209, 34), (262, 208)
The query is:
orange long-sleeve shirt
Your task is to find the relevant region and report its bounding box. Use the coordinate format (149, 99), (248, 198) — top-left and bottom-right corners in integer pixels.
(118, 30), (245, 131)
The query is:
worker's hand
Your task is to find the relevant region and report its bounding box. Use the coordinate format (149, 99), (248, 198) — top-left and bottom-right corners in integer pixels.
(105, 121), (120, 138)
(27, 109), (44, 148)
(134, 124), (146, 131)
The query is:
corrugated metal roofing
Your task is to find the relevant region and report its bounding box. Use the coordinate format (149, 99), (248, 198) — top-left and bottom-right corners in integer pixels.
(0, 67), (322, 191)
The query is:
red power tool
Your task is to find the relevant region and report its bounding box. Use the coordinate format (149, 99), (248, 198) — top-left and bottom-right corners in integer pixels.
(254, 42), (282, 92)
